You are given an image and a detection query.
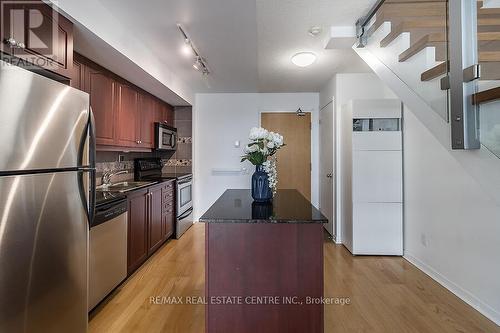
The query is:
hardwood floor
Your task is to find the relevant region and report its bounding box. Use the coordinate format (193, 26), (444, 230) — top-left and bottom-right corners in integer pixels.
(89, 223), (499, 333)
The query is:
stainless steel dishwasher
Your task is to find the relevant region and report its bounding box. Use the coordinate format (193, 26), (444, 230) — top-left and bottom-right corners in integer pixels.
(89, 196), (128, 311)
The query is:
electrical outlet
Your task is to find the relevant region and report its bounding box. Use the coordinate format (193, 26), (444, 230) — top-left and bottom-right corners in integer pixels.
(118, 155), (125, 162)
(420, 233), (427, 247)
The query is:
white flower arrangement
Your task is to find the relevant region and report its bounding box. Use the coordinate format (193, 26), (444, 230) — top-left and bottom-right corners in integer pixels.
(241, 127), (285, 194)
(262, 158), (278, 195)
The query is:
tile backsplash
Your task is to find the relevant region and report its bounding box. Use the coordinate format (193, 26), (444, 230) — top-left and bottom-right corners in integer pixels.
(95, 106), (192, 182)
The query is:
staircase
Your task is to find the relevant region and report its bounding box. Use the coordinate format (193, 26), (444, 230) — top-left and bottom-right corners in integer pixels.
(358, 0), (500, 157)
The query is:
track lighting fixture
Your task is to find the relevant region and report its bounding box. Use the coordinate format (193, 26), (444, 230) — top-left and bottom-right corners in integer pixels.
(177, 23), (210, 75)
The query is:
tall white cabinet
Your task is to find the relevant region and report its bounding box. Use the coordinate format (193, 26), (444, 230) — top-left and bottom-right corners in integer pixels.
(343, 99), (403, 256)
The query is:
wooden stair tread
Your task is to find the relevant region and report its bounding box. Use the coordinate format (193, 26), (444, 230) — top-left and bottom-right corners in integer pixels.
(421, 61), (500, 81)
(473, 86), (500, 105)
(399, 34), (447, 62)
(378, 2), (447, 18)
(380, 20), (447, 47)
(421, 62), (448, 81)
(479, 18), (500, 25)
(479, 51), (500, 61)
(478, 32), (500, 40)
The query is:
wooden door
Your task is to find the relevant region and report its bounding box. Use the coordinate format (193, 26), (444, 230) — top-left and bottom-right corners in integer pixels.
(127, 189), (148, 274)
(261, 113), (312, 200)
(116, 83), (139, 147)
(148, 185), (164, 254)
(138, 93), (155, 148)
(84, 67), (116, 146)
(319, 102), (335, 237)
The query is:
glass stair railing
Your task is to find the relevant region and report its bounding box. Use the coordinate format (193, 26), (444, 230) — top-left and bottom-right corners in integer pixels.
(362, 0), (450, 121)
(475, 0), (500, 158)
(356, 0), (500, 157)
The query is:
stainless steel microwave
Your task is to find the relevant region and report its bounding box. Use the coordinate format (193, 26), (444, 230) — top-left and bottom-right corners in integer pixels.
(155, 123), (177, 151)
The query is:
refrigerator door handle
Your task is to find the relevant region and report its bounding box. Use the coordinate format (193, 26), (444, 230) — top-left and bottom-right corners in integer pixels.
(88, 107), (97, 224)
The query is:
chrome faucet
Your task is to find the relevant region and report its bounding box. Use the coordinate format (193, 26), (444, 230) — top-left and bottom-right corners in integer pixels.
(101, 170), (128, 187)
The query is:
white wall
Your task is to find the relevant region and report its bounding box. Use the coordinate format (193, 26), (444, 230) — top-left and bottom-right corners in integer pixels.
(403, 109), (500, 325)
(193, 93), (320, 220)
(52, 0), (193, 105)
(354, 46), (500, 324)
(319, 73), (396, 242)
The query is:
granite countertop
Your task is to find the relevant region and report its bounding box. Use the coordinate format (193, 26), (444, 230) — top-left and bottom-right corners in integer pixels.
(200, 189), (328, 224)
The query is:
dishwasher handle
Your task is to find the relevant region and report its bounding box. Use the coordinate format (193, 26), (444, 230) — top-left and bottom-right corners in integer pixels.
(92, 199), (128, 228)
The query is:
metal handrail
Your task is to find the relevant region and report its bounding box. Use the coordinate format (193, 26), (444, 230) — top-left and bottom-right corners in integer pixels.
(355, 0), (386, 47)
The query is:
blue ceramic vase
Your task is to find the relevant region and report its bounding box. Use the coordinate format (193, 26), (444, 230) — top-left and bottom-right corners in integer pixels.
(252, 165), (273, 202)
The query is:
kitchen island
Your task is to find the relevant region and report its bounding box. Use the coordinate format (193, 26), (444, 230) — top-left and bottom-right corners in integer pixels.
(200, 189), (327, 333)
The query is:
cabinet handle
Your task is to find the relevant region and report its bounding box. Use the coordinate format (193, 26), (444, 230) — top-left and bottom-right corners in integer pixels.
(3, 38), (17, 48)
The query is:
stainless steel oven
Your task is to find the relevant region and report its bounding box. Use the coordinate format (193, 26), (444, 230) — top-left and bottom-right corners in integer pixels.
(176, 174), (193, 239)
(155, 123), (177, 151)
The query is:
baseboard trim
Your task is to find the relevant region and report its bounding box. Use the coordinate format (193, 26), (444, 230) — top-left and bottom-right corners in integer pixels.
(404, 252), (500, 326)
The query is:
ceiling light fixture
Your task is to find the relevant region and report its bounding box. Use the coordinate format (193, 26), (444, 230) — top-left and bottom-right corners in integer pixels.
(177, 23), (210, 75)
(291, 52), (317, 67)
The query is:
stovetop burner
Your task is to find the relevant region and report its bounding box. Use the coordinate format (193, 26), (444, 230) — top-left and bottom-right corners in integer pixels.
(134, 158), (191, 181)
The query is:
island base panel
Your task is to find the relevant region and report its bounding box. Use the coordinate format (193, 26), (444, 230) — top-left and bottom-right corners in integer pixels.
(205, 222), (324, 333)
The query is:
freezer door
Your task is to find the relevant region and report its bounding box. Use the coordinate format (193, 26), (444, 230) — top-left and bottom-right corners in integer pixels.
(0, 171), (89, 332)
(0, 60), (90, 172)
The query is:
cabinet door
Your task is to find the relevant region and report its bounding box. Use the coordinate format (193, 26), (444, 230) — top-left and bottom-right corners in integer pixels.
(138, 93), (155, 148)
(1, 0), (74, 78)
(116, 83), (139, 147)
(70, 59), (84, 90)
(162, 182), (175, 240)
(155, 101), (174, 126)
(148, 185), (164, 254)
(0, 0), (24, 57)
(85, 67), (116, 146)
(128, 190), (148, 274)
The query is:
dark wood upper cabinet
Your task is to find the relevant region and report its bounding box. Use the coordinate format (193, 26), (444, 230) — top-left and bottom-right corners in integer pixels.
(138, 93), (156, 148)
(73, 53), (176, 151)
(116, 83), (139, 147)
(156, 102), (174, 127)
(84, 66), (116, 146)
(127, 189), (149, 275)
(70, 59), (84, 90)
(148, 185), (164, 254)
(0, 0), (74, 79)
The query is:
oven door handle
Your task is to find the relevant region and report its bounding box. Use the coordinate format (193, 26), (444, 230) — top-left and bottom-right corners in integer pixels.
(178, 207), (193, 220)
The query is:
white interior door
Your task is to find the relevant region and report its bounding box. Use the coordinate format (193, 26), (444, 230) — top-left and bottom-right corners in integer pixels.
(319, 100), (335, 237)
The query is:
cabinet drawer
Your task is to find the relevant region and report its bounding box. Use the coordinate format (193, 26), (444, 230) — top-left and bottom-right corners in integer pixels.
(163, 201), (174, 213)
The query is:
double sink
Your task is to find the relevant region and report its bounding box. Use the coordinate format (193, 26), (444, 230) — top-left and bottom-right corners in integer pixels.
(96, 181), (158, 193)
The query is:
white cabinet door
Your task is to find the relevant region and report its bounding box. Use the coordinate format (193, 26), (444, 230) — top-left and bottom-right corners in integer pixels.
(352, 150), (402, 203)
(352, 202), (403, 255)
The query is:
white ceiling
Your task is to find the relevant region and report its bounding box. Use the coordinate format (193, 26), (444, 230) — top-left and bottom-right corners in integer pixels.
(98, 0), (376, 94)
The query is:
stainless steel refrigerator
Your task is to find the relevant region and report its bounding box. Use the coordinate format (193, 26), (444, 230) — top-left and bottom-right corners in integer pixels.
(0, 60), (95, 332)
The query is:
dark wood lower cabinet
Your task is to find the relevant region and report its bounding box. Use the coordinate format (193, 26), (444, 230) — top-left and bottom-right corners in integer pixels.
(162, 181), (175, 240)
(127, 181), (176, 275)
(127, 189), (149, 275)
(148, 184), (164, 255)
